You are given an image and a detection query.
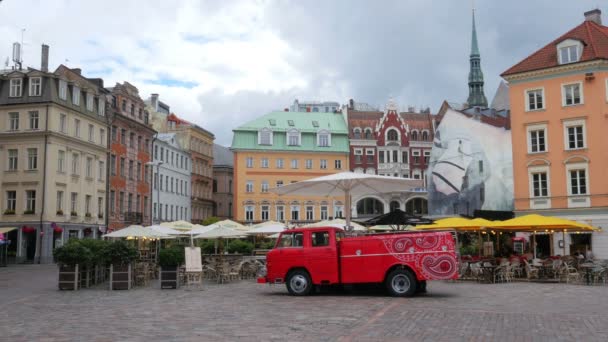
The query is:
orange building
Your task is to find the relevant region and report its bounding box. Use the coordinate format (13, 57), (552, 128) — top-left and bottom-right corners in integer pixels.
(231, 111), (349, 224)
(502, 9), (608, 258)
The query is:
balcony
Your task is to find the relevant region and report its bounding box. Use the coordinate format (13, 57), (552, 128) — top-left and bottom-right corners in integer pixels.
(124, 212), (143, 224)
(377, 163), (410, 171)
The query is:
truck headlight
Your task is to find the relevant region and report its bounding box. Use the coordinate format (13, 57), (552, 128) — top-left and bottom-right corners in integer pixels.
(257, 266), (267, 278)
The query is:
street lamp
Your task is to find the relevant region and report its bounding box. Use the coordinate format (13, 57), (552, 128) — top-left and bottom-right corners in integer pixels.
(146, 161), (163, 224)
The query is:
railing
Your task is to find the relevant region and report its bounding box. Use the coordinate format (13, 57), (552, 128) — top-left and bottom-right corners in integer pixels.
(124, 212), (143, 224)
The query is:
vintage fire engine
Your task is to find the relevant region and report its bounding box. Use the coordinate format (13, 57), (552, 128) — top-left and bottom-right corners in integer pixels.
(258, 227), (458, 296)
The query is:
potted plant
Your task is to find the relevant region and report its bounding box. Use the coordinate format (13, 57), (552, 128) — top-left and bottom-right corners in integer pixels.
(70, 211), (78, 217)
(77, 239), (109, 286)
(23, 209), (35, 215)
(102, 240), (137, 290)
(85, 212), (92, 218)
(98, 213), (103, 219)
(159, 247), (185, 289)
(54, 240), (93, 290)
(56, 209), (64, 216)
(3, 209), (15, 215)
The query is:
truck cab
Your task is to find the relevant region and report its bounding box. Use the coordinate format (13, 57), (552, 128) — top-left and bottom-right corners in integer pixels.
(259, 227), (458, 297)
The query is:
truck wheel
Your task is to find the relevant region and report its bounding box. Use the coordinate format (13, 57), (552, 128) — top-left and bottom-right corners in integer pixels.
(286, 270), (313, 296)
(386, 269), (417, 297)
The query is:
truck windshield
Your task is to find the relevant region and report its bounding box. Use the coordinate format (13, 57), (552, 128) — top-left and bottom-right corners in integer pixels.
(278, 232), (304, 248)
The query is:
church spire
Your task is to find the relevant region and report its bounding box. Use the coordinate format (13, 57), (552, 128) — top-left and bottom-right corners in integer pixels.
(467, 8), (488, 108)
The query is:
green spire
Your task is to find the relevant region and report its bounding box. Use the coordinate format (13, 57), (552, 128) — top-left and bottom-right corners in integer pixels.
(467, 8), (488, 108)
(471, 9), (480, 56)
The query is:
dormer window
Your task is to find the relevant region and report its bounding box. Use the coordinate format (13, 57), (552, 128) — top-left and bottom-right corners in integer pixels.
(29, 77), (42, 96)
(317, 130), (331, 147)
(98, 99), (105, 116)
(59, 80), (67, 100)
(387, 129), (399, 142)
(287, 129), (300, 146)
(557, 39), (582, 65)
(9, 78), (22, 97)
(258, 128), (273, 146)
(72, 86), (80, 105)
(86, 93), (94, 111)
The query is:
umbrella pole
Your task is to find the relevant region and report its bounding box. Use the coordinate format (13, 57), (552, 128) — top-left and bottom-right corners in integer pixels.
(532, 231), (536, 259)
(345, 189), (352, 232)
(562, 230), (566, 256)
(478, 231), (481, 257)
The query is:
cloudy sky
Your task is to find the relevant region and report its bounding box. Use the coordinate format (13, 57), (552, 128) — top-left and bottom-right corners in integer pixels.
(0, 0), (602, 145)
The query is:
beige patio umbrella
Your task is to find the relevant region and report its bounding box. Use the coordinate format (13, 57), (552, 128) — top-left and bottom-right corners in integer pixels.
(305, 219), (367, 231)
(247, 221), (287, 235)
(160, 220), (195, 231)
(103, 225), (171, 239)
(195, 226), (245, 255)
(214, 219), (249, 232)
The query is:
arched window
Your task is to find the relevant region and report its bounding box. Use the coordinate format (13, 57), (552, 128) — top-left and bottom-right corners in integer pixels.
(405, 198), (428, 215)
(317, 130), (331, 147)
(387, 129), (398, 142)
(421, 131), (428, 141)
(258, 128), (273, 145)
(411, 130), (418, 141)
(353, 128), (361, 139)
(287, 129), (301, 146)
(356, 198), (384, 216)
(364, 128), (373, 140)
(390, 201), (400, 212)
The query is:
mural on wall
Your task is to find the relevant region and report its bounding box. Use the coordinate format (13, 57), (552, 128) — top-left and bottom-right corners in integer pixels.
(428, 109), (513, 215)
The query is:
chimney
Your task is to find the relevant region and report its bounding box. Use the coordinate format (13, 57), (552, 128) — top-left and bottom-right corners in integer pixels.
(72, 68), (81, 75)
(41, 44), (49, 72)
(584, 9), (602, 25)
(150, 93), (159, 111)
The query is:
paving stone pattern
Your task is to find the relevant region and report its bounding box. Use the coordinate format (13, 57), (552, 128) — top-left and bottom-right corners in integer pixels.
(1, 264), (607, 341)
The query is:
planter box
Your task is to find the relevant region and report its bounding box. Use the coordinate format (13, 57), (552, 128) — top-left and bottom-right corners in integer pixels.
(109, 264), (132, 290)
(58, 264), (79, 291)
(160, 266), (179, 289)
(79, 266), (94, 288)
(93, 264), (107, 285)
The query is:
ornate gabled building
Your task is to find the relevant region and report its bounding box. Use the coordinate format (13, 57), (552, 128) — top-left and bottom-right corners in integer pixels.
(345, 99), (434, 218)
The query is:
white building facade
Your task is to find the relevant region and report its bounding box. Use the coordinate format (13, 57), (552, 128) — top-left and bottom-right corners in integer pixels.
(151, 133), (191, 223)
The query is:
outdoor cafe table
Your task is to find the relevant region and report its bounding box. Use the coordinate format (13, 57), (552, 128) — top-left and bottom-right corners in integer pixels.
(478, 265), (497, 283)
(579, 263), (595, 285)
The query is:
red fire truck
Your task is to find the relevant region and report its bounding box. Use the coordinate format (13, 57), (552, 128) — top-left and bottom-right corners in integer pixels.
(258, 227), (458, 296)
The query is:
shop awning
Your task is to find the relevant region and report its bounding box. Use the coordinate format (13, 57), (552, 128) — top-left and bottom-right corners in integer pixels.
(0, 227), (18, 234)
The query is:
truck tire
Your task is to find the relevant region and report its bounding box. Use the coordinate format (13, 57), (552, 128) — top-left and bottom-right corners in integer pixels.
(385, 269), (417, 297)
(286, 270), (313, 296)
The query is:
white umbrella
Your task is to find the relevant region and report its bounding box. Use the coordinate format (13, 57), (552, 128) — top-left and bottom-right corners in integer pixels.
(214, 219), (249, 231)
(189, 224), (217, 235)
(271, 172), (422, 231)
(304, 219), (367, 231)
(148, 225), (184, 235)
(160, 220), (195, 231)
(194, 226), (244, 239)
(103, 225), (171, 239)
(247, 221), (287, 235)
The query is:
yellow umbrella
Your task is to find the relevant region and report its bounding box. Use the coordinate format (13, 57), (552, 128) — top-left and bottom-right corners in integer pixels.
(415, 217), (493, 231)
(487, 214), (598, 232)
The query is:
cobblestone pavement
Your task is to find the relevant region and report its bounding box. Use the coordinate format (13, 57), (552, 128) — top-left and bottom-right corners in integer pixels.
(1, 264), (608, 341)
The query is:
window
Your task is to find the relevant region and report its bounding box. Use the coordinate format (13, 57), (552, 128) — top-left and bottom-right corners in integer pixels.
(120, 129), (126, 145)
(412, 150), (420, 164)
(160, 175), (163, 190)
(6, 191), (16, 211)
(86, 157), (92, 178)
(276, 180), (283, 188)
(401, 151), (408, 164)
(119, 158), (125, 177)
(411, 131), (418, 141)
(130, 104), (135, 116)
(85, 195), (91, 214)
(86, 93), (94, 111)
(569, 169), (587, 195)
(137, 136), (142, 151)
(312, 231), (329, 247)
(128, 193), (133, 213)
(422, 131), (429, 141)
(261, 205), (269, 221)
(559, 45), (579, 64)
(143, 196), (148, 216)
(100, 128), (105, 146)
(564, 120), (585, 150)
(58, 150), (65, 172)
(246, 181), (254, 193)
(136, 162), (141, 181)
(304, 159), (312, 169)
(56, 191), (64, 212)
(290, 205), (300, 221)
(320, 206), (328, 220)
(318, 131), (330, 147)
(8, 112), (19, 131)
(60, 114), (67, 133)
(27, 148), (37, 170)
(563, 83), (582, 106)
(387, 129), (398, 141)
(276, 205), (285, 221)
(72, 153), (79, 175)
(26, 190), (36, 212)
(28, 111), (39, 130)
(424, 151), (430, 164)
(59, 80), (67, 100)
(119, 192), (124, 214)
(531, 172), (548, 197)
(365, 129), (373, 139)
(9, 78), (22, 97)
(306, 206), (314, 221)
(526, 89), (544, 111)
(246, 157), (253, 168)
(129, 132), (135, 148)
(287, 129), (300, 146)
(245, 206), (254, 221)
(72, 86), (80, 105)
(29, 77), (42, 96)
(121, 100), (126, 111)
(261, 158), (269, 168)
(128, 160), (134, 180)
(8, 149), (18, 171)
(261, 181), (269, 193)
(109, 191), (115, 214)
(291, 159), (298, 169)
(320, 159), (327, 169)
(334, 205), (343, 218)
(74, 119), (80, 137)
(276, 158), (284, 169)
(353, 129), (361, 139)
(98, 99), (105, 116)
(110, 155), (116, 176)
(88, 124), (94, 142)
(335, 160), (342, 169)
(279, 232), (304, 248)
(528, 126), (547, 153)
(98, 197), (104, 217)
(98, 161), (104, 181)
(258, 129), (273, 145)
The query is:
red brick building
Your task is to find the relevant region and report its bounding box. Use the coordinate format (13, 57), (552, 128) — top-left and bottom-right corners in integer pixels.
(107, 82), (156, 231)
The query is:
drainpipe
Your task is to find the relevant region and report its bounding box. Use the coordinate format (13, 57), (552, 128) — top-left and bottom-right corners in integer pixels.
(37, 104), (50, 264)
(151, 135), (157, 224)
(105, 111), (114, 233)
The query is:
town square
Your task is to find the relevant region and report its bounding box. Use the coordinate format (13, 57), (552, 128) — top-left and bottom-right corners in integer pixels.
(1, 1), (608, 341)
